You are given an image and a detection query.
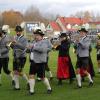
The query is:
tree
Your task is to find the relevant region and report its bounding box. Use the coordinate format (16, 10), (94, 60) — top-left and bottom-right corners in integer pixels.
(2, 10), (23, 27)
(74, 11), (84, 18)
(69, 11), (100, 22)
(0, 12), (3, 26)
(83, 11), (92, 21)
(23, 5), (43, 22)
(23, 5), (60, 25)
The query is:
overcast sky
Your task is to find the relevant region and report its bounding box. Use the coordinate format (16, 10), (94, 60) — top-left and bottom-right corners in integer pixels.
(0, 0), (100, 16)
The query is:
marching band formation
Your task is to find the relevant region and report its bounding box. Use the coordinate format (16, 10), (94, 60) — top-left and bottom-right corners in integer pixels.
(0, 25), (100, 95)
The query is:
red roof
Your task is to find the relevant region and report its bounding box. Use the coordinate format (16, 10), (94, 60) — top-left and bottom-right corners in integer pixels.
(47, 17), (89, 32)
(58, 17), (87, 25)
(50, 21), (61, 31)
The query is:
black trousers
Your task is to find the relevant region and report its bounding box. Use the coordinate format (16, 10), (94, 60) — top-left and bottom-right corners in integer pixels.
(13, 57), (26, 72)
(76, 56), (89, 70)
(29, 60), (45, 78)
(0, 58), (11, 74)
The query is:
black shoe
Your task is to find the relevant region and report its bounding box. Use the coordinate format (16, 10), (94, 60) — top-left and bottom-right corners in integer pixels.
(12, 80), (15, 86)
(14, 88), (20, 90)
(27, 83), (30, 90)
(78, 86), (82, 88)
(29, 91), (35, 95)
(89, 82), (93, 87)
(77, 85), (82, 88)
(47, 89), (52, 94)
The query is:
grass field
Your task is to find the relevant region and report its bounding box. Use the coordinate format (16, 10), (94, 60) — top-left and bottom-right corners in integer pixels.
(1, 46), (100, 100)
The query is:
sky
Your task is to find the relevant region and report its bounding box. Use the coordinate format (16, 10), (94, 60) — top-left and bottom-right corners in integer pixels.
(0, 0), (100, 16)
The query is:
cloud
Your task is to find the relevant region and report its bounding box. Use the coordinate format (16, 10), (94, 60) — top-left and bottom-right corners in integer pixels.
(0, 0), (100, 16)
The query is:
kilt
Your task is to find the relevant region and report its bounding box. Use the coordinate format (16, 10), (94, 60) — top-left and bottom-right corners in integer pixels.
(57, 56), (75, 79)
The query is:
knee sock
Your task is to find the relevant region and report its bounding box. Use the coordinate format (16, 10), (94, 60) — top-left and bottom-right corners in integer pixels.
(43, 78), (51, 90)
(76, 74), (82, 86)
(29, 79), (35, 93)
(87, 74), (93, 83)
(14, 74), (19, 89)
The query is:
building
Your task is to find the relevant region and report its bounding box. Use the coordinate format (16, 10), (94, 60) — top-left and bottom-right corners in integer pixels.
(46, 17), (88, 36)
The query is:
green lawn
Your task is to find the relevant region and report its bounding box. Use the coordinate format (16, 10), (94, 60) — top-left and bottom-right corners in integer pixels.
(0, 47), (100, 100)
